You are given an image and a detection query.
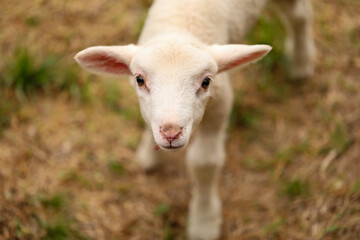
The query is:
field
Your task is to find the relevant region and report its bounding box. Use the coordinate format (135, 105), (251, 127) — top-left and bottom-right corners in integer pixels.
(0, 0), (359, 239)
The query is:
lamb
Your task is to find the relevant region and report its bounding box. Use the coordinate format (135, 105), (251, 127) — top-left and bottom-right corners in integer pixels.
(74, 0), (315, 239)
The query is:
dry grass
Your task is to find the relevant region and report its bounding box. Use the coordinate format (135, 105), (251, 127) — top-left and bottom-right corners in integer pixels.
(0, 0), (360, 239)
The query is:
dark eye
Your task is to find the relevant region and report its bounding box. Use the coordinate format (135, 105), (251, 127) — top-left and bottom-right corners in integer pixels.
(136, 75), (145, 87)
(201, 77), (211, 89)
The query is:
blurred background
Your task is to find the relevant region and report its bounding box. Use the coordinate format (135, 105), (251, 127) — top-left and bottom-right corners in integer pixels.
(0, 0), (359, 239)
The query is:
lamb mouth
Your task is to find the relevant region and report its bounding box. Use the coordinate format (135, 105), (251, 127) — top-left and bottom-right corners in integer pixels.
(161, 144), (185, 150)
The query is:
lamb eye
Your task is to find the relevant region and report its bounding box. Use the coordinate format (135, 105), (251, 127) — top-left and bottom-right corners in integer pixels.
(136, 75), (145, 87)
(201, 77), (211, 89)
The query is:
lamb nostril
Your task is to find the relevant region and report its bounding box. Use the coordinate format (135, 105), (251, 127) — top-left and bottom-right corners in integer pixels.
(160, 124), (183, 143)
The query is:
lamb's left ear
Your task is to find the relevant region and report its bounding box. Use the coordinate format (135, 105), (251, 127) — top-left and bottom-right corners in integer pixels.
(209, 44), (272, 73)
(74, 45), (139, 75)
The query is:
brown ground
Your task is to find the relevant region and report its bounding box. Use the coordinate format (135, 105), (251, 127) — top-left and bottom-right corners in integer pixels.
(0, 0), (359, 239)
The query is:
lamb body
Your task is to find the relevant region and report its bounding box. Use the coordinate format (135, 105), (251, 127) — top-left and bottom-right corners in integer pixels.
(75, 0), (315, 239)
(140, 0), (267, 44)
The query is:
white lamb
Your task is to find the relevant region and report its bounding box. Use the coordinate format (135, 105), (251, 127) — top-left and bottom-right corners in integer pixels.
(75, 0), (315, 239)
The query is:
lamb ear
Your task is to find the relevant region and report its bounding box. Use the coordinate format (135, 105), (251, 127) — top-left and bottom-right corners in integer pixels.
(74, 45), (139, 75)
(209, 44), (272, 73)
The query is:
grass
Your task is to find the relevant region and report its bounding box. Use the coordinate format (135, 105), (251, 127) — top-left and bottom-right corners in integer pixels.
(316, 105), (351, 156)
(55, 65), (92, 102)
(318, 119), (351, 156)
(0, 47), (91, 136)
(154, 203), (171, 217)
(350, 179), (360, 195)
(25, 16), (40, 27)
(2, 47), (56, 99)
(107, 161), (125, 175)
(35, 195), (89, 240)
(246, 10), (287, 71)
(349, 28), (360, 51)
(0, 96), (19, 136)
(42, 221), (70, 240)
(14, 219), (32, 238)
(154, 203), (174, 240)
(243, 142), (309, 173)
(282, 178), (310, 198)
(230, 94), (261, 129)
(246, 11), (284, 46)
(324, 225), (339, 235)
(1, 46), (92, 101)
(102, 80), (144, 127)
(164, 223), (174, 240)
(330, 121), (351, 155)
(40, 193), (67, 210)
(104, 81), (122, 111)
(243, 157), (273, 171)
(59, 170), (92, 189)
(125, 135), (141, 150)
(42, 220), (89, 240)
(245, 7), (297, 103)
(118, 106), (145, 127)
(264, 218), (285, 237)
(31, 193), (88, 240)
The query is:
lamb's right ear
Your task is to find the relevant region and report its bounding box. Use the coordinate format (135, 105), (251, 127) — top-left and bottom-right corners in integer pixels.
(74, 45), (139, 75)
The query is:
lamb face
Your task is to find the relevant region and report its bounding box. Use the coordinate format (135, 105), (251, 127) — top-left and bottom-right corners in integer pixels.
(75, 38), (271, 151)
(130, 40), (218, 150)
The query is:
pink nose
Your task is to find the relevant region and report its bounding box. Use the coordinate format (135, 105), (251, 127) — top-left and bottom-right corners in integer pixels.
(160, 124), (182, 143)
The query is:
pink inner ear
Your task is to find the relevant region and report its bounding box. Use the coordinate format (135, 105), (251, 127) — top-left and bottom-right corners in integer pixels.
(82, 52), (131, 75)
(221, 50), (268, 72)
